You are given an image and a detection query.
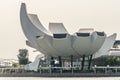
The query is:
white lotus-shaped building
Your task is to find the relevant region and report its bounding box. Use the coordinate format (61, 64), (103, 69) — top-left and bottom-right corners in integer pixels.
(20, 3), (117, 71)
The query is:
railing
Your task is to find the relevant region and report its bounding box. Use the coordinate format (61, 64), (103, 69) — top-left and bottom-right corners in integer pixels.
(0, 67), (24, 74)
(39, 67), (78, 74)
(1, 66), (120, 74)
(92, 65), (120, 73)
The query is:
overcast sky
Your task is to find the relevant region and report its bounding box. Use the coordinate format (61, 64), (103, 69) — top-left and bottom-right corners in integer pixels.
(0, 0), (120, 61)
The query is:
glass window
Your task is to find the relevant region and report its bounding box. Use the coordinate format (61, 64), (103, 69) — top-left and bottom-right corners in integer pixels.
(53, 34), (67, 38)
(76, 33), (90, 37)
(96, 32), (104, 36)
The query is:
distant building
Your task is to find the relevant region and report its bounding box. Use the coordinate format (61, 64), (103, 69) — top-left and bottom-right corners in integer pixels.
(0, 59), (18, 68)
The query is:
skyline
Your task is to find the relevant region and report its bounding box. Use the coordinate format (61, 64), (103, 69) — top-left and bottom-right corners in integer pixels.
(0, 0), (120, 61)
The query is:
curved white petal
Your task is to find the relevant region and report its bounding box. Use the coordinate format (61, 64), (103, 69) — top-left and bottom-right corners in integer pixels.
(93, 33), (117, 58)
(36, 35), (59, 56)
(52, 35), (78, 56)
(72, 35), (91, 56)
(49, 23), (68, 34)
(20, 3), (44, 47)
(20, 3), (49, 55)
(28, 14), (51, 35)
(90, 32), (106, 54)
(72, 32), (106, 56)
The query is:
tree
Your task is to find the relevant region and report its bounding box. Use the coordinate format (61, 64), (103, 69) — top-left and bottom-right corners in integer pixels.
(106, 56), (120, 66)
(17, 49), (29, 65)
(92, 56), (120, 66)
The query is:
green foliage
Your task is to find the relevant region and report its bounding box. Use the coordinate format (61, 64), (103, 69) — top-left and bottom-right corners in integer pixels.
(17, 49), (29, 65)
(106, 56), (120, 66)
(18, 49), (28, 59)
(12, 63), (20, 67)
(18, 58), (29, 65)
(93, 56), (120, 66)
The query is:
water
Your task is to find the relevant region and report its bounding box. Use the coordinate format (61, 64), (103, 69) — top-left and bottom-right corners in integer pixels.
(0, 77), (120, 80)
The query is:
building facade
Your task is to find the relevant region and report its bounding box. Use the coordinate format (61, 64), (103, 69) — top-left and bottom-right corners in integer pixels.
(20, 3), (117, 71)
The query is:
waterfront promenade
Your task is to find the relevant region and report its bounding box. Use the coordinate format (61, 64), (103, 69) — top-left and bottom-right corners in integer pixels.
(0, 66), (120, 77)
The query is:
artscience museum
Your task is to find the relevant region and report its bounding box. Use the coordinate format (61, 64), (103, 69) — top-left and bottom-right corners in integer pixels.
(20, 3), (120, 72)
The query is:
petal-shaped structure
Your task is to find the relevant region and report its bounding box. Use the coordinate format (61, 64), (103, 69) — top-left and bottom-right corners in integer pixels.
(36, 35), (60, 56)
(72, 33), (92, 56)
(20, 3), (49, 55)
(52, 34), (78, 56)
(49, 23), (68, 34)
(90, 32), (106, 54)
(93, 33), (117, 58)
(72, 31), (106, 56)
(49, 23), (78, 56)
(28, 14), (51, 35)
